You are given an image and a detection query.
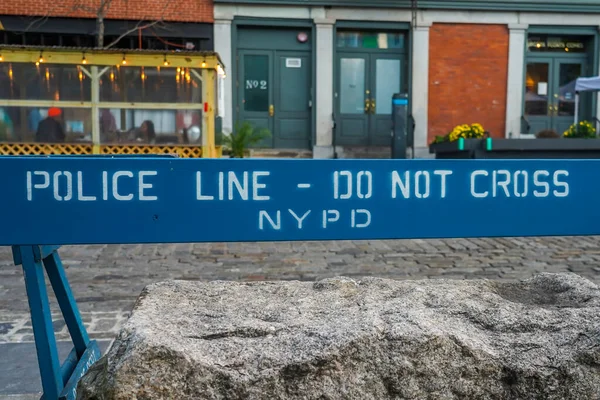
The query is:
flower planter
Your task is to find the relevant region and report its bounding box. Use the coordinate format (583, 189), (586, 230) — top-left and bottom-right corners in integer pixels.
(429, 138), (600, 159)
(428, 139), (484, 159)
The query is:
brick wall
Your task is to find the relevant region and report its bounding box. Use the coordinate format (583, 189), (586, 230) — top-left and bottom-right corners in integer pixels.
(428, 23), (509, 141)
(0, 0), (213, 23)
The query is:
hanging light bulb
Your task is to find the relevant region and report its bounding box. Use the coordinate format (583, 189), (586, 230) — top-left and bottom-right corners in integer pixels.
(38, 51), (44, 63)
(121, 55), (127, 65)
(81, 53), (87, 64)
(201, 59), (207, 68)
(163, 55), (169, 66)
(0, 54), (3, 62)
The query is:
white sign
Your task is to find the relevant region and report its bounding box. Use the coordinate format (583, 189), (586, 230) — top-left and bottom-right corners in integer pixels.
(285, 58), (302, 68)
(538, 82), (548, 96)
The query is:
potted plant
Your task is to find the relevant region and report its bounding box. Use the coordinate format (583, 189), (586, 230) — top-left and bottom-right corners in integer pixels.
(429, 123), (487, 158)
(222, 121), (271, 158)
(563, 120), (596, 139)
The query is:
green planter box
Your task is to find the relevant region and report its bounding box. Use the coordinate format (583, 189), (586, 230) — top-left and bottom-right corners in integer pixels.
(429, 138), (600, 159)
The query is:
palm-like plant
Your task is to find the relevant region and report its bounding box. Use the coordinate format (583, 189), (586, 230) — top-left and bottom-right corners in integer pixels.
(223, 121), (271, 158)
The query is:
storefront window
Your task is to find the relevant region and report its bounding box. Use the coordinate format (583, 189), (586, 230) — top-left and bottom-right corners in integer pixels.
(337, 31), (405, 49)
(0, 106), (91, 143)
(97, 108), (202, 145)
(99, 66), (202, 103)
(527, 35), (588, 53)
(0, 63), (91, 102)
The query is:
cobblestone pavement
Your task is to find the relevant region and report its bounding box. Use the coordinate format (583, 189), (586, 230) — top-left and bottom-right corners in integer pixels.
(2, 236), (600, 344)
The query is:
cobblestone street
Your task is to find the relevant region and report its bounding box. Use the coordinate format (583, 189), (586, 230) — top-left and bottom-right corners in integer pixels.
(3, 236), (600, 345)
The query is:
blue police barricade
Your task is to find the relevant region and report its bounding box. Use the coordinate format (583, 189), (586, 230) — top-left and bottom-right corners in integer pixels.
(2, 155), (600, 399)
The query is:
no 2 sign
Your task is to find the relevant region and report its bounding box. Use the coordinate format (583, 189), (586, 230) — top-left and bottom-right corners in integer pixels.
(246, 80), (268, 90)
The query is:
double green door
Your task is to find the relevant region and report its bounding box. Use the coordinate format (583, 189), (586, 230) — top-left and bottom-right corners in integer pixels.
(524, 57), (587, 135)
(336, 52), (405, 146)
(237, 50), (311, 149)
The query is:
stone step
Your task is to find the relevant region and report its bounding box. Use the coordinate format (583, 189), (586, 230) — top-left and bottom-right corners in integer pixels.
(335, 146), (392, 159)
(247, 149), (313, 159)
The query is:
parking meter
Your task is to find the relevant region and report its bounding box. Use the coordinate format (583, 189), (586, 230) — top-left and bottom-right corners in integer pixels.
(391, 93), (409, 159)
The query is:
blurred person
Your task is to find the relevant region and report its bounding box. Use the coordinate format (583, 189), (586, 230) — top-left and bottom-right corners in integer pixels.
(36, 107), (65, 143)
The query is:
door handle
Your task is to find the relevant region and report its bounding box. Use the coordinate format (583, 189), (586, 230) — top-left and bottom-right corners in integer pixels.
(364, 98), (370, 113)
(269, 104), (274, 117)
(370, 99), (376, 114)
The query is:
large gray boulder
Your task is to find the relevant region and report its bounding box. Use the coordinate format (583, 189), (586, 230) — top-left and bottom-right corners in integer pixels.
(77, 273), (600, 399)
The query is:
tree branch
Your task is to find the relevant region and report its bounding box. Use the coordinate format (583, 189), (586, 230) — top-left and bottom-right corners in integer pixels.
(102, 0), (174, 49)
(103, 20), (161, 49)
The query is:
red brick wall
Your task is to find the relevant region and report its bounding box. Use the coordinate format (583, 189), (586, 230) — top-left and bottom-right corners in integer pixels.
(0, 0), (213, 23)
(428, 23), (509, 141)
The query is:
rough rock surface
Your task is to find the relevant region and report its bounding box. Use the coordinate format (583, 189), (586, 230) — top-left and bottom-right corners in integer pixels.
(77, 273), (600, 399)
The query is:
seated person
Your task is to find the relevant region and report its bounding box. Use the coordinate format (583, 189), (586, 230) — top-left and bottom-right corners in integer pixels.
(123, 120), (156, 144)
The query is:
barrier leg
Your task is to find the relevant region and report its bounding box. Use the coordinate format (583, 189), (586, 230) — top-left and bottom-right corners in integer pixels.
(13, 245), (63, 399)
(43, 251), (89, 356)
(12, 246), (101, 400)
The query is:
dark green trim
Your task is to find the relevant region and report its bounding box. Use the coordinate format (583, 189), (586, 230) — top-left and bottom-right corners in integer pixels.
(335, 21), (411, 30)
(232, 16), (313, 27)
(527, 26), (600, 35)
(215, 0), (600, 13)
(231, 18), (316, 149)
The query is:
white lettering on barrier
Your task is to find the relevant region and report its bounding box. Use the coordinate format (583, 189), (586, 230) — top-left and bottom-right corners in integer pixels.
(323, 210), (340, 228)
(289, 209), (311, 229)
(351, 209), (371, 228)
(77, 172), (96, 201)
(470, 169), (569, 198)
(391, 170), (453, 199)
(259, 210), (281, 230)
(26, 170), (158, 202)
(258, 209), (373, 230)
(334, 171), (373, 200)
(139, 171), (158, 201)
(196, 171), (270, 201)
(112, 171), (134, 201)
(27, 171), (49, 201)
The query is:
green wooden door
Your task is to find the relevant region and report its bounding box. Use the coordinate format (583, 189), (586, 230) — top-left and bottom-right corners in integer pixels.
(553, 59), (586, 135)
(524, 59), (553, 134)
(238, 50), (311, 149)
(336, 52), (404, 146)
(337, 53), (370, 145)
(369, 53), (404, 146)
(524, 57), (586, 135)
(273, 51), (312, 149)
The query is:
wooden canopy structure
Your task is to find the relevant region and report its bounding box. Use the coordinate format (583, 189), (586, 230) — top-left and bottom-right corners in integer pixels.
(0, 45), (225, 157)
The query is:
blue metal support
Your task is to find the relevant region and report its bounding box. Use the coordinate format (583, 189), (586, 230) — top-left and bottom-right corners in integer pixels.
(14, 245), (64, 399)
(44, 251), (89, 356)
(11, 245), (100, 400)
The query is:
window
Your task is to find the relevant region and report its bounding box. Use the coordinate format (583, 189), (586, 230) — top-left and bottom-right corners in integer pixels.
(337, 31), (405, 50)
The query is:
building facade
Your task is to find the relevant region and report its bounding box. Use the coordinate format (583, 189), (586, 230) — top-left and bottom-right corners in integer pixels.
(213, 0), (600, 158)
